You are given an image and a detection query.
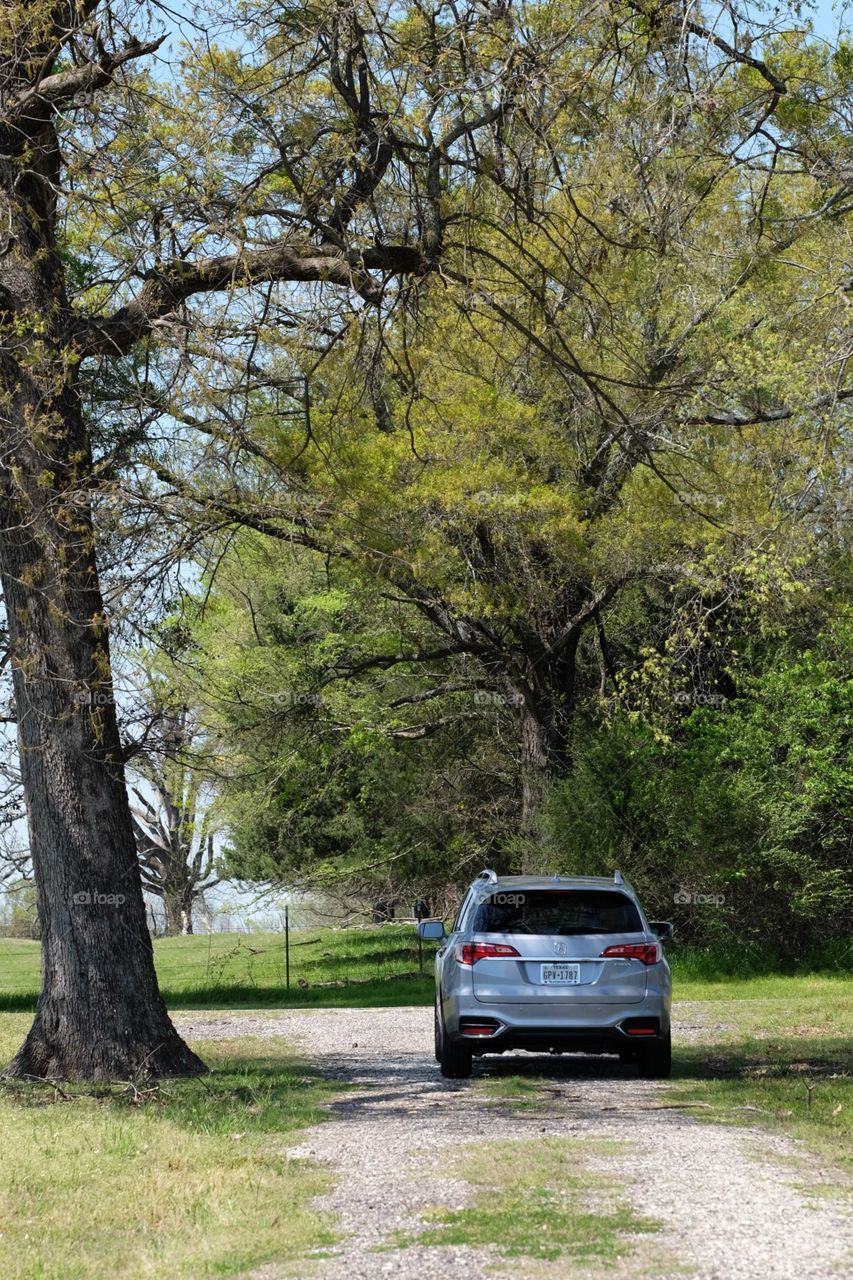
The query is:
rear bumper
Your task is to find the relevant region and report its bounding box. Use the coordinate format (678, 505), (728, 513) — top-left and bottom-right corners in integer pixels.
(442, 990), (671, 1054)
(450, 1016), (666, 1055)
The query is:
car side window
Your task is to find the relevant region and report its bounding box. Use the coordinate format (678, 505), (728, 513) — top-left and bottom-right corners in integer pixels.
(451, 892), (472, 934)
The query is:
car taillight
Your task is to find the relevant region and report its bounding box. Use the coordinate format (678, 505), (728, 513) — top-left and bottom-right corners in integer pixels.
(455, 942), (521, 965)
(600, 943), (661, 965)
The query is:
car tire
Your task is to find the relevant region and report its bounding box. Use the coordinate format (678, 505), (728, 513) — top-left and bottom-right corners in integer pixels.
(436, 1001), (472, 1079)
(636, 1032), (672, 1079)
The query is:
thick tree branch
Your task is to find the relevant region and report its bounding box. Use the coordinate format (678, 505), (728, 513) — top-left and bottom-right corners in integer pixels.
(5, 36), (166, 120)
(681, 385), (853, 427)
(71, 242), (425, 357)
(330, 646), (469, 678)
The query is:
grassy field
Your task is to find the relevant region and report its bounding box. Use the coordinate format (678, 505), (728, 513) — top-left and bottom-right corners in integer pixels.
(0, 1015), (341, 1279)
(0, 926), (436, 1011)
(0, 930), (849, 1277)
(2, 927), (849, 1011)
(2, 934), (849, 1181)
(673, 979), (852, 1178)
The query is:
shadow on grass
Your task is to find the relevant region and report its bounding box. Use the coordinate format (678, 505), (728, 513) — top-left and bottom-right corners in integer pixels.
(0, 974), (436, 1015)
(0, 1051), (345, 1140)
(671, 1037), (852, 1082)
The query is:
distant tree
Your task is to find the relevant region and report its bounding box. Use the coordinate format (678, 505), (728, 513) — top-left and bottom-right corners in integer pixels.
(130, 706), (222, 936)
(179, 541), (514, 900)
(545, 613), (853, 956)
(0, 878), (39, 939)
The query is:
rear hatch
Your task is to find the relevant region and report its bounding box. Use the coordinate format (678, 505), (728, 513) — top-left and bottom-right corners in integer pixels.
(470, 888), (649, 1005)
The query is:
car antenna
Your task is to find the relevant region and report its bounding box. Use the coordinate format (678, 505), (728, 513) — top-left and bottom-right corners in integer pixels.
(613, 869), (624, 884)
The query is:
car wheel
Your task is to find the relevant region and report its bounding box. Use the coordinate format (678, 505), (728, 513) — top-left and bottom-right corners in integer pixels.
(437, 1008), (472, 1079)
(636, 1032), (672, 1079)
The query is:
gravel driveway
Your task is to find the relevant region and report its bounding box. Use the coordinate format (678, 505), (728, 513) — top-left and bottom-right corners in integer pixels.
(176, 1008), (853, 1280)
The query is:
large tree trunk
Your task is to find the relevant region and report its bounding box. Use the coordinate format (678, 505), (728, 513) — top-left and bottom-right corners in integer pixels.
(0, 496), (206, 1080)
(517, 701), (559, 871)
(164, 885), (196, 937)
(0, 93), (204, 1081)
(519, 706), (552, 834)
(514, 650), (576, 871)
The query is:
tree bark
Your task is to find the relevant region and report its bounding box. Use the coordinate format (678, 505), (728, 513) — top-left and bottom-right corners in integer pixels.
(0, 86), (204, 1081)
(0, 499), (206, 1078)
(513, 643), (577, 872)
(164, 886), (195, 937)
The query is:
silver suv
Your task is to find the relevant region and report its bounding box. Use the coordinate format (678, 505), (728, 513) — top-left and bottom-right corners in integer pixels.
(419, 870), (673, 1079)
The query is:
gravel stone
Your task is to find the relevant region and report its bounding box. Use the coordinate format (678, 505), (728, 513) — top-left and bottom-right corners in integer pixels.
(175, 1007), (853, 1279)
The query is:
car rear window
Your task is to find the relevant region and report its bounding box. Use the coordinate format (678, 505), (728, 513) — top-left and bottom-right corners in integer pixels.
(471, 889), (642, 935)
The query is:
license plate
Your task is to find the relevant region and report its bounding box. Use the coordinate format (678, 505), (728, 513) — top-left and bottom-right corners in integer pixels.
(540, 963), (580, 985)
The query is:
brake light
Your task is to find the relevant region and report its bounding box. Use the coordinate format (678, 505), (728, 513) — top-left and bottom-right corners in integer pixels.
(455, 942), (521, 965)
(600, 943), (660, 965)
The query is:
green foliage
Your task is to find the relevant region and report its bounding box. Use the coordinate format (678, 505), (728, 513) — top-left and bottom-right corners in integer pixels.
(112, 1), (853, 925)
(545, 616), (853, 954)
(181, 536), (517, 896)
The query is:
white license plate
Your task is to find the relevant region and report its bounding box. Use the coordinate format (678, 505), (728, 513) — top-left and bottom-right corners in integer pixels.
(540, 963), (581, 985)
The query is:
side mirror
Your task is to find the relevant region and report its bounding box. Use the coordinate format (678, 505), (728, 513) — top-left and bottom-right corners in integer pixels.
(418, 919), (446, 942)
(649, 921), (674, 942)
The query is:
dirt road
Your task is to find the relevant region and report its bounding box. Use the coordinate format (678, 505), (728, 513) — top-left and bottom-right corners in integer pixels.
(177, 1008), (853, 1280)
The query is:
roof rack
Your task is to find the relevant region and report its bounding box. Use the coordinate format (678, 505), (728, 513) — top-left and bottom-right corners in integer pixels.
(475, 868), (498, 884)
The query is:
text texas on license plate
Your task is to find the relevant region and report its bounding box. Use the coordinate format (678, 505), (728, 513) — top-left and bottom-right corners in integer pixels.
(540, 962), (581, 984)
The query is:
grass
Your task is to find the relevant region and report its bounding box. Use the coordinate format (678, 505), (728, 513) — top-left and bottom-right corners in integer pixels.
(3, 929), (848, 1013)
(3, 931), (845, 1249)
(0, 1015), (343, 1279)
(473, 1072), (551, 1111)
(462, 977), (853, 1180)
(0, 926), (435, 1012)
(671, 971), (853, 1002)
(396, 1137), (659, 1264)
(669, 983), (852, 1179)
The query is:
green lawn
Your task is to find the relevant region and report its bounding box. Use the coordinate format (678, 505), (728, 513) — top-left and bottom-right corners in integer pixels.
(0, 936), (849, 1276)
(0, 926), (435, 1011)
(671, 979), (852, 1178)
(0, 1015), (341, 1279)
(3, 929), (849, 1012)
(2, 931), (849, 1180)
